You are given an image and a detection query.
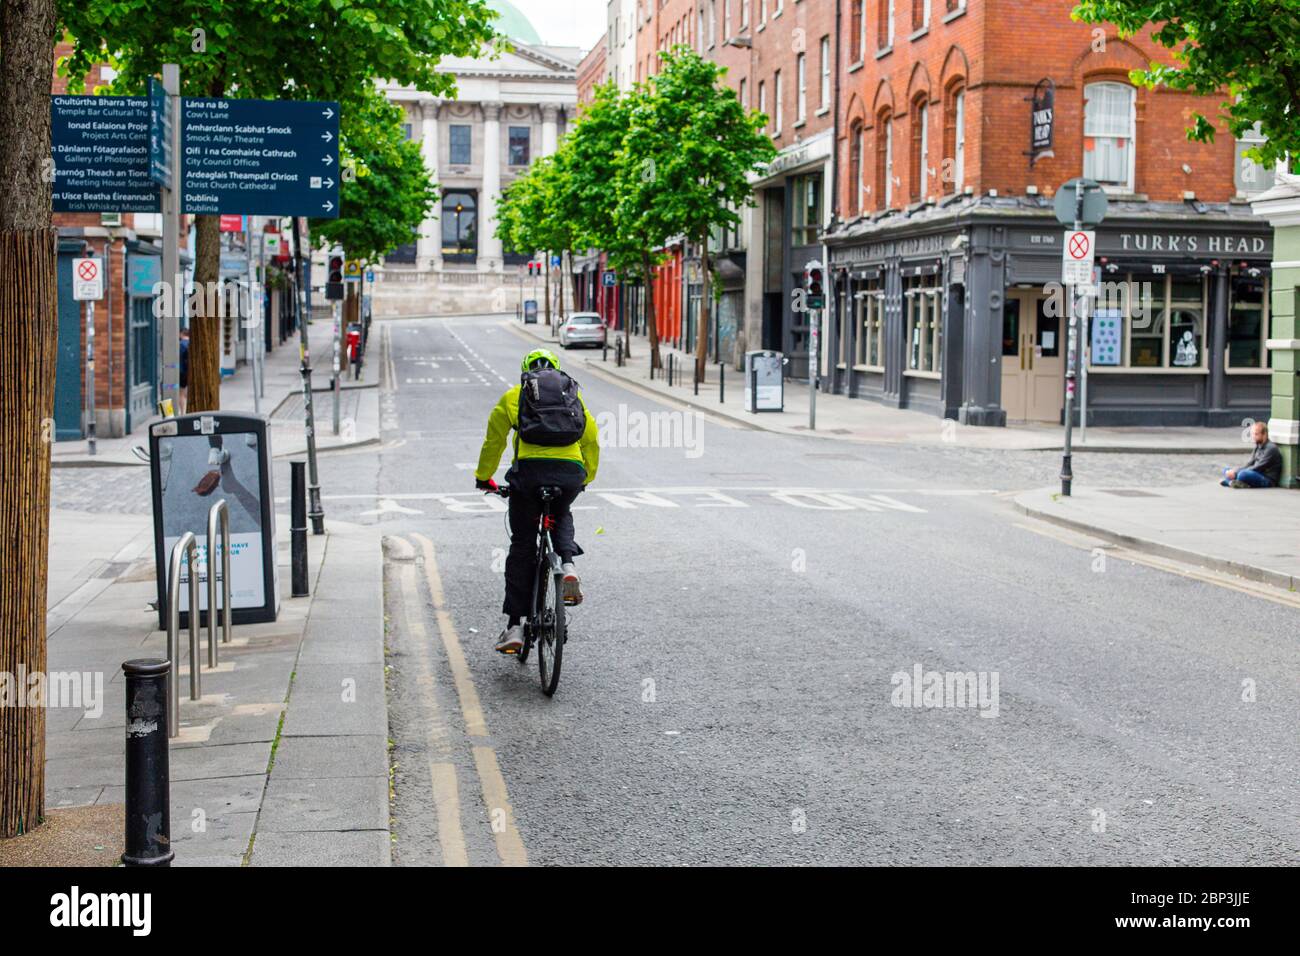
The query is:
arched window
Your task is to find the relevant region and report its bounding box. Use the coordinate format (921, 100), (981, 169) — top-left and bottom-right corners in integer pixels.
(849, 121), (864, 216)
(441, 190), (477, 262)
(911, 95), (929, 202)
(1083, 81), (1136, 191)
(876, 110), (894, 209)
(943, 84), (965, 194)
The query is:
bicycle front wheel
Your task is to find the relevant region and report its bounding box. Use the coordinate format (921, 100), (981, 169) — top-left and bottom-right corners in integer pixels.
(537, 571), (564, 696)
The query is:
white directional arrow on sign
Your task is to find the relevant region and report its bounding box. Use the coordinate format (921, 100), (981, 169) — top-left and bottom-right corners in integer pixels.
(321, 130), (333, 142)
(321, 201), (334, 212)
(321, 107), (335, 118)
(322, 154), (334, 165)
(323, 177), (335, 188)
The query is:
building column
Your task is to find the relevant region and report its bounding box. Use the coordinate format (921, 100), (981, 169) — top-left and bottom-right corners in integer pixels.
(541, 103), (560, 157)
(480, 101), (503, 272)
(418, 100), (441, 272)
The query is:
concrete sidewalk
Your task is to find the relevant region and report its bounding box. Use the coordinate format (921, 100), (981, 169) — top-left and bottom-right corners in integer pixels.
(41, 507), (390, 866)
(1015, 483), (1300, 591)
(52, 318), (380, 468)
(514, 319), (1249, 454)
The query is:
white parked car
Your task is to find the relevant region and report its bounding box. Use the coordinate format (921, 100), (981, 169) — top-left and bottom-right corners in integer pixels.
(558, 312), (607, 349)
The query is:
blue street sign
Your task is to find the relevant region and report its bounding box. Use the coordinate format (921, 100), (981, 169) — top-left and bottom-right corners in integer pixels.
(365, 270), (375, 283)
(602, 270), (616, 287)
(181, 98), (340, 217)
(148, 77), (173, 189)
(51, 95), (160, 213)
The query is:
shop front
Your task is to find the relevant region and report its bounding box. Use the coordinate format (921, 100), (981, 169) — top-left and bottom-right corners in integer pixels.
(826, 198), (1274, 427)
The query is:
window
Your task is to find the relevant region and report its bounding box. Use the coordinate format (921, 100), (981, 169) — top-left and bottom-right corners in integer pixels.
(946, 0), (966, 12)
(848, 122), (864, 216)
(876, 111), (894, 208)
(820, 37), (831, 110)
(1227, 273), (1271, 369)
(441, 190), (477, 261)
(944, 87), (965, 193)
(905, 274), (942, 374)
(774, 0), (783, 14)
(449, 124), (471, 165)
(773, 70), (783, 133)
(850, 2), (865, 62)
(911, 98), (928, 201)
(759, 0), (766, 27)
(1083, 81), (1136, 191)
(791, 173), (822, 247)
(739, 78), (747, 108)
(912, 0), (930, 31)
(1095, 274), (1209, 370)
(758, 80), (767, 128)
(856, 280), (884, 368)
(508, 126), (530, 166)
(723, 0), (730, 41)
(796, 54), (807, 124)
(708, 1), (716, 46)
(878, 0), (895, 48)
(400, 122), (413, 141)
(741, 0), (749, 29)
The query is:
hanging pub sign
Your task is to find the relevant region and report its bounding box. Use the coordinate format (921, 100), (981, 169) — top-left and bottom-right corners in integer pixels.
(1028, 79), (1055, 166)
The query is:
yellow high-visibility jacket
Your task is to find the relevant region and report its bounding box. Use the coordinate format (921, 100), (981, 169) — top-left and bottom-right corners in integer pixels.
(475, 384), (601, 484)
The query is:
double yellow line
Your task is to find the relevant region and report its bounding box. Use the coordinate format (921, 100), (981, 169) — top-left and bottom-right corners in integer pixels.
(393, 533), (528, 867)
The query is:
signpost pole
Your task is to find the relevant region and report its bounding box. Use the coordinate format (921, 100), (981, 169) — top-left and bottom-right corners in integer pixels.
(293, 216), (325, 534)
(161, 64), (181, 415)
(85, 299), (96, 455)
(332, 300), (341, 436)
(1061, 196), (1084, 497)
(246, 218), (260, 415)
(809, 308), (818, 431)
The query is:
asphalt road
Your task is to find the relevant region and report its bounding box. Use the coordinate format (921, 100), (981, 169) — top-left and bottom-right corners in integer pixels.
(52, 314), (1300, 866)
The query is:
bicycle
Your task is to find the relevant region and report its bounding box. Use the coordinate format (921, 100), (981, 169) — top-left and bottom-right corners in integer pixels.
(486, 483), (566, 696)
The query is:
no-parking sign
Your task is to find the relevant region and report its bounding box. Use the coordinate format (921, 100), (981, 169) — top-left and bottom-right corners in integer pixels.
(1061, 230), (1094, 286)
(73, 257), (103, 300)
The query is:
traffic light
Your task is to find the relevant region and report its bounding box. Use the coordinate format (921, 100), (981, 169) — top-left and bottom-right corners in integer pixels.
(326, 253), (344, 301)
(804, 264), (825, 310)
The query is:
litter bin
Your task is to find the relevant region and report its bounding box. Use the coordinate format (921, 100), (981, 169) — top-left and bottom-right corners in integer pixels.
(744, 350), (784, 412)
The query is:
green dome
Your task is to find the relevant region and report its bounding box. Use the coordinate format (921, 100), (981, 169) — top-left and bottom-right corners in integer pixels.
(490, 1), (543, 44)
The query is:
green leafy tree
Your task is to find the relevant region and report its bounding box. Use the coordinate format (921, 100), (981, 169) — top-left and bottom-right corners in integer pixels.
(57, 0), (499, 410)
(1074, 0), (1300, 169)
(561, 81), (642, 355)
(618, 48), (774, 375)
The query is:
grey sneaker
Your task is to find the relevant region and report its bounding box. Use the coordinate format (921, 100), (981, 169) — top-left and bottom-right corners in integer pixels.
(1229, 479), (1250, 489)
(561, 563), (583, 606)
(494, 624), (524, 654)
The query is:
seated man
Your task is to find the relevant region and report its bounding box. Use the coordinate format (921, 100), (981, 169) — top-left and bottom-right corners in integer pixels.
(1221, 421), (1282, 488)
(475, 348), (600, 654)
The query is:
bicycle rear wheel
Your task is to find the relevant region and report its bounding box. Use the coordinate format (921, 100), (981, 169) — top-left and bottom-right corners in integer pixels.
(537, 571), (564, 696)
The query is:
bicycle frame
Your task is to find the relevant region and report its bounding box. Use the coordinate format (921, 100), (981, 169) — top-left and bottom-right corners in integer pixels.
(527, 488), (564, 644)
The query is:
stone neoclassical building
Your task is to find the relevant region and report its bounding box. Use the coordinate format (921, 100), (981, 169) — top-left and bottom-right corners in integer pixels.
(376, 2), (580, 316)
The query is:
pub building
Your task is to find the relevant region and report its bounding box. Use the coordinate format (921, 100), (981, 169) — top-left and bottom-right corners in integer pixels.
(823, 196), (1273, 427)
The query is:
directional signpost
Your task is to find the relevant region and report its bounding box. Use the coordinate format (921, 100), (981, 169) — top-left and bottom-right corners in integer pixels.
(180, 98), (340, 218)
(148, 77), (173, 189)
(51, 95), (160, 212)
(72, 257), (104, 455)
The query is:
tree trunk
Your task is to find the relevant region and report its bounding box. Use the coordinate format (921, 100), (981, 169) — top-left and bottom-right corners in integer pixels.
(0, 0), (58, 840)
(188, 214), (222, 411)
(695, 229), (711, 383)
(642, 251), (661, 370)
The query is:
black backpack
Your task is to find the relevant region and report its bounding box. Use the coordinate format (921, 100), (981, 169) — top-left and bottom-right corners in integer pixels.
(517, 368), (586, 446)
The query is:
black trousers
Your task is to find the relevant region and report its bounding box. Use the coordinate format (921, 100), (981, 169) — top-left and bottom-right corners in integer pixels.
(503, 459), (586, 618)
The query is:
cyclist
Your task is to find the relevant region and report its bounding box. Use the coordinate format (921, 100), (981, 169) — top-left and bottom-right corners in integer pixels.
(475, 348), (600, 654)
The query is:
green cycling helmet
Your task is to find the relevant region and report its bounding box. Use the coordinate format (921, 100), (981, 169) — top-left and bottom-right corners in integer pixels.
(522, 348), (561, 372)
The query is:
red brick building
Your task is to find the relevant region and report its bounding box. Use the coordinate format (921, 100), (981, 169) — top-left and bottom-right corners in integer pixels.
(824, 0), (1274, 427)
(575, 39), (607, 108)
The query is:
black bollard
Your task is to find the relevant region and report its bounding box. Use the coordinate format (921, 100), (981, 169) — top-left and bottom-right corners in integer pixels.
(668, 353), (674, 387)
(291, 460), (309, 597)
(694, 362), (699, 396)
(122, 659), (174, 867)
(719, 362), (725, 403)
